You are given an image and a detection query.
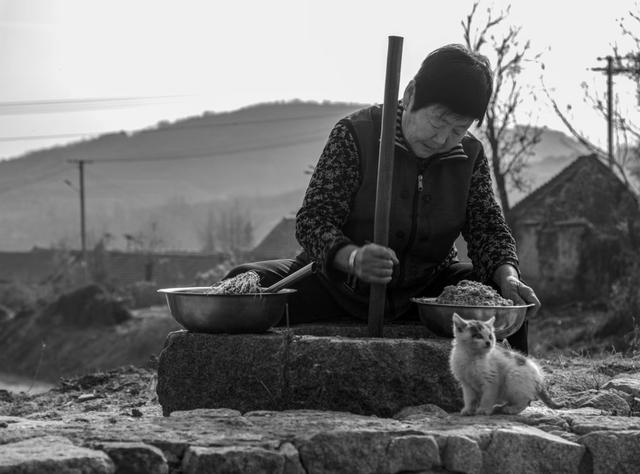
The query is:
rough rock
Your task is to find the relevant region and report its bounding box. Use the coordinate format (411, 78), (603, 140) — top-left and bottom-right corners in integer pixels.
(483, 426), (586, 474)
(285, 335), (460, 415)
(277, 442), (306, 474)
(157, 331), (287, 415)
(385, 435), (441, 473)
(574, 390), (632, 415)
(43, 284), (131, 327)
(3, 407), (640, 473)
(394, 403), (449, 420)
(157, 329), (461, 416)
(296, 431), (440, 474)
(579, 430), (640, 474)
(567, 414), (640, 435)
(95, 442), (168, 474)
(181, 445), (285, 474)
(286, 322), (436, 339)
(602, 373), (640, 399)
(441, 435), (483, 474)
(0, 435), (115, 473)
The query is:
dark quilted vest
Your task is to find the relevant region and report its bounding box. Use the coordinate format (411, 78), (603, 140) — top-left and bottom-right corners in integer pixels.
(319, 105), (484, 318)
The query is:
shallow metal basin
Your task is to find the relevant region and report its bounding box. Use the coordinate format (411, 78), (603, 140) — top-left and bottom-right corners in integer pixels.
(410, 297), (533, 340)
(158, 287), (296, 334)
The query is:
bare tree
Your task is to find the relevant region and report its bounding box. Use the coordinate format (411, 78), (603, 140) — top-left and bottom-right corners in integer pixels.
(462, 2), (544, 214)
(543, 5), (640, 195)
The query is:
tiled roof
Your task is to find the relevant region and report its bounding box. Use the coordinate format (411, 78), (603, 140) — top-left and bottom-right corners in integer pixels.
(509, 154), (636, 220)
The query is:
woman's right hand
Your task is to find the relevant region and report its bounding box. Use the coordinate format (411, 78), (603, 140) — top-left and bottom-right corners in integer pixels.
(352, 243), (399, 284)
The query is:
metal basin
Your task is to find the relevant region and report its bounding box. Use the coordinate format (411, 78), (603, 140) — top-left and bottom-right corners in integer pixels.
(410, 297), (534, 340)
(158, 287), (297, 334)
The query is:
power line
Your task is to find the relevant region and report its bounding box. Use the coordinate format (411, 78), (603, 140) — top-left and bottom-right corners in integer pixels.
(0, 95), (190, 116)
(0, 166), (71, 197)
(0, 95), (187, 107)
(0, 131), (101, 142)
(89, 131), (328, 164)
(0, 109), (356, 143)
(0, 129), (327, 197)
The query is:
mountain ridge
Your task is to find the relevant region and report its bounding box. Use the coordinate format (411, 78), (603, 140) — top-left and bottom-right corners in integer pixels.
(0, 100), (588, 251)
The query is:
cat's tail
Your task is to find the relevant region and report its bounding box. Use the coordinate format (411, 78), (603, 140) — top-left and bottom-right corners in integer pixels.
(536, 384), (565, 409)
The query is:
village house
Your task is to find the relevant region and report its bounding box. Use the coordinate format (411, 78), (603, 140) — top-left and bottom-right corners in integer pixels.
(508, 154), (639, 305)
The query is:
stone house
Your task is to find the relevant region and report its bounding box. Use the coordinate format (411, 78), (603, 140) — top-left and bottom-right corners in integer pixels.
(508, 154), (639, 305)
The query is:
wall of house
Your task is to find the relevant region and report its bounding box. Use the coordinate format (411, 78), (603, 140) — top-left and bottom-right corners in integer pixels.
(514, 220), (628, 305)
(514, 222), (591, 304)
(509, 155), (640, 305)
(514, 223), (541, 281)
(535, 223), (588, 304)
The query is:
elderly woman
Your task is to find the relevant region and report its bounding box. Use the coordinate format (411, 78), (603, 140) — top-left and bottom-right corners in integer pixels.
(225, 44), (540, 353)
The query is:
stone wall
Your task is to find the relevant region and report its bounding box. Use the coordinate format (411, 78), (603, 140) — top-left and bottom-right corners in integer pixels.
(0, 248), (228, 288)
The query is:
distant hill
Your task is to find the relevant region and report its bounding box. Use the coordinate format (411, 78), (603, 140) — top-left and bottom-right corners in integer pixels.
(0, 100), (588, 251)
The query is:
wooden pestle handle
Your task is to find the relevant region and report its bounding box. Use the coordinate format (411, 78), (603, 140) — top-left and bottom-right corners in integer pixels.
(368, 35), (404, 337)
(264, 262), (316, 293)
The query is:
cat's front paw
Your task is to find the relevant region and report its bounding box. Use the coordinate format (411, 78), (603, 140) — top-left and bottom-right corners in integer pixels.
(460, 407), (475, 416)
(474, 407), (493, 416)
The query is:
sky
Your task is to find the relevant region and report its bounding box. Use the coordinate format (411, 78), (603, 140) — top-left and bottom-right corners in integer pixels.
(1, 0), (639, 160)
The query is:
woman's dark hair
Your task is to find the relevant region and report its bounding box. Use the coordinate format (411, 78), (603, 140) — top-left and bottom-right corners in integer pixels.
(412, 44), (493, 125)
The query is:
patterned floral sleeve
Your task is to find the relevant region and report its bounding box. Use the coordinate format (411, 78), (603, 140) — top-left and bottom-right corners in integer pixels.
(461, 146), (520, 283)
(295, 122), (361, 275)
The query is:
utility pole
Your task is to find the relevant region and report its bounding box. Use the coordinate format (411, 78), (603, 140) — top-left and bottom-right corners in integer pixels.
(67, 159), (92, 265)
(592, 55), (640, 167)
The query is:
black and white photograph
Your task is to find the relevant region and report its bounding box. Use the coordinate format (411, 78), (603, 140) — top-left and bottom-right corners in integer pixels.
(1, 1), (639, 472)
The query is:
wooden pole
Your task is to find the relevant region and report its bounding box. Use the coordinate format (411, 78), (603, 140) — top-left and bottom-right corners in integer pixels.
(606, 55), (614, 167)
(368, 36), (403, 338)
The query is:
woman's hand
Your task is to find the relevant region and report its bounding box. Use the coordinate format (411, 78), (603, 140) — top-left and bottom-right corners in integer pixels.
(493, 264), (541, 318)
(352, 243), (399, 284)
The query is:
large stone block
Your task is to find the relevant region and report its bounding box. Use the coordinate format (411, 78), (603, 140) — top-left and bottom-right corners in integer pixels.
(0, 435), (115, 474)
(285, 336), (460, 415)
(579, 430), (640, 474)
(157, 331), (287, 415)
(157, 327), (461, 417)
(484, 426), (586, 474)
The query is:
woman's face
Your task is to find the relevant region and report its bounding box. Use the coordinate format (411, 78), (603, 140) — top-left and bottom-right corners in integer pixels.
(402, 83), (475, 158)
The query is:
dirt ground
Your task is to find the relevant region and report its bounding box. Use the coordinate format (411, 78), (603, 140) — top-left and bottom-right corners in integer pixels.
(2, 351), (639, 421)
(1, 302), (638, 419)
(529, 303), (637, 357)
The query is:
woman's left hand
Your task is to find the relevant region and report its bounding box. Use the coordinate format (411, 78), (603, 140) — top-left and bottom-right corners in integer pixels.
(493, 265), (541, 318)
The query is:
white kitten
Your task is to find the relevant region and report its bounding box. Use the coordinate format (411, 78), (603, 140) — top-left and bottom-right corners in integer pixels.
(449, 313), (563, 415)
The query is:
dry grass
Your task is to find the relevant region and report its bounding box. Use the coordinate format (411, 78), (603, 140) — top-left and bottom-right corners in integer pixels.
(529, 303), (639, 358)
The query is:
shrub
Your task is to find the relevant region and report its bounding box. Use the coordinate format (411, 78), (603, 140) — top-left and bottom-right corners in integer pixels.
(123, 281), (166, 309)
(0, 281), (41, 312)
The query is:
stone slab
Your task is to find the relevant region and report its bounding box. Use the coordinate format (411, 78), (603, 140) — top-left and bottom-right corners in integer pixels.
(157, 331), (287, 415)
(156, 327), (461, 417)
(5, 409), (640, 474)
(0, 435), (115, 474)
(578, 430), (640, 474)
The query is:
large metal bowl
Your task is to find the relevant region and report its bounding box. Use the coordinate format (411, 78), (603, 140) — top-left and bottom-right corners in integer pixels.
(410, 297), (534, 340)
(157, 287), (297, 334)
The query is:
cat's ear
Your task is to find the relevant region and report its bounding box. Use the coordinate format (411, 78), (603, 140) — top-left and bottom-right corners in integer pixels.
(452, 312), (467, 332)
(486, 316), (496, 327)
